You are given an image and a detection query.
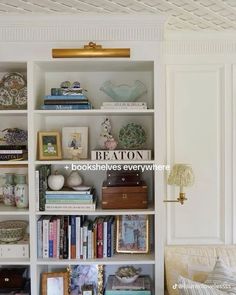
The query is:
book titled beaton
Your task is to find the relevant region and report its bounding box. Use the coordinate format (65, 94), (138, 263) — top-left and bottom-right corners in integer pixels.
(91, 150), (151, 161)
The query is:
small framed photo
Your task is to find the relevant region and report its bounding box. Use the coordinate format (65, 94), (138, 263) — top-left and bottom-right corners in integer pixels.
(41, 271), (69, 295)
(70, 265), (103, 295)
(38, 131), (62, 160)
(62, 127), (88, 159)
(116, 215), (149, 254)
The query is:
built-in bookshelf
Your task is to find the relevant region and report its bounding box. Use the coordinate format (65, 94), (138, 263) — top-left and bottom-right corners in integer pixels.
(0, 56), (166, 295)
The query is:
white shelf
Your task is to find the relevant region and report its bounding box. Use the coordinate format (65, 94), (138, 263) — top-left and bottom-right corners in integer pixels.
(0, 203), (29, 215)
(34, 109), (154, 116)
(0, 258), (30, 265)
(35, 160), (155, 165)
(0, 110), (27, 115)
(37, 253), (155, 266)
(0, 161), (28, 166)
(36, 206), (155, 216)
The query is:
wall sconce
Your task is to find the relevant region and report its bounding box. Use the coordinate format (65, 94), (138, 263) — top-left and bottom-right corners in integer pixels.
(164, 163), (194, 205)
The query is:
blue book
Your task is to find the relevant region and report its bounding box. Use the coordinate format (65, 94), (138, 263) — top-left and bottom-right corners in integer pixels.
(71, 216), (76, 259)
(49, 220), (54, 258)
(44, 95), (87, 100)
(45, 194), (94, 200)
(107, 216), (114, 257)
(41, 104), (92, 110)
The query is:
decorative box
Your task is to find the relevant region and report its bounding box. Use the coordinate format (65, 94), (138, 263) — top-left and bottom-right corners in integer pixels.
(107, 169), (141, 187)
(102, 181), (148, 209)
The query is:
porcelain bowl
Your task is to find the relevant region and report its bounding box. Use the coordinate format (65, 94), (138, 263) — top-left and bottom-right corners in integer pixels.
(0, 220), (28, 242)
(115, 274), (139, 284)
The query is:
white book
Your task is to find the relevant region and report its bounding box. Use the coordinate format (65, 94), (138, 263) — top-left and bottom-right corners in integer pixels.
(75, 216), (81, 259)
(37, 216), (43, 258)
(35, 170), (39, 211)
(68, 224), (71, 260)
(91, 150), (152, 161)
(103, 218), (108, 258)
(0, 150), (24, 154)
(0, 234), (29, 259)
(87, 229), (92, 259)
(46, 188), (92, 195)
(45, 203), (96, 211)
(102, 102), (147, 106)
(83, 222), (88, 260)
(42, 216), (51, 258)
(101, 106), (147, 110)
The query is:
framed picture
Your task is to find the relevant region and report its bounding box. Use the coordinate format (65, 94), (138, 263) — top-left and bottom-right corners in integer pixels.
(116, 215), (149, 253)
(62, 127), (88, 159)
(41, 271), (69, 295)
(70, 265), (103, 295)
(38, 131), (62, 160)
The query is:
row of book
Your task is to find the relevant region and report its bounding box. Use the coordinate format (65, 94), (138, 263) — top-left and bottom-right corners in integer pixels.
(41, 93), (92, 110)
(0, 144), (27, 161)
(37, 215), (115, 260)
(100, 102), (148, 110)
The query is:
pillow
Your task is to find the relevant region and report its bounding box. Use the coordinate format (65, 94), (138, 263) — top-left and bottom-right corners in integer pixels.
(178, 276), (224, 295)
(204, 258), (236, 293)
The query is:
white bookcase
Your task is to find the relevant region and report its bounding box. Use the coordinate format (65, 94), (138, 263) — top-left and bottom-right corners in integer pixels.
(0, 55), (166, 295)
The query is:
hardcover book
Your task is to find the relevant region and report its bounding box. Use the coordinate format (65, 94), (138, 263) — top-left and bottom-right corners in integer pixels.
(0, 234), (29, 259)
(91, 150), (152, 161)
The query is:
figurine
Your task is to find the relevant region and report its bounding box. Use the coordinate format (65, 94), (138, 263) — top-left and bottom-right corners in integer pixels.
(98, 118), (117, 149)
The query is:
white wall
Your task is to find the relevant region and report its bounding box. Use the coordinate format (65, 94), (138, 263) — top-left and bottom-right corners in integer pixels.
(165, 38), (235, 245)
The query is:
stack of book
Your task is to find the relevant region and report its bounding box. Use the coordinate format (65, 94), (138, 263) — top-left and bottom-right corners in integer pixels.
(41, 87), (92, 110)
(37, 215), (115, 260)
(0, 234), (29, 259)
(101, 102), (147, 110)
(0, 145), (27, 161)
(44, 188), (96, 211)
(105, 275), (152, 295)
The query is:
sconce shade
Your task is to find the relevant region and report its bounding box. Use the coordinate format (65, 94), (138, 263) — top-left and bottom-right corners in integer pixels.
(168, 164), (194, 187)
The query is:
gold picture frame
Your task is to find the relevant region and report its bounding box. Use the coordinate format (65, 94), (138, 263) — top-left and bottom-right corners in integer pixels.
(41, 271), (70, 295)
(38, 131), (62, 160)
(116, 215), (149, 254)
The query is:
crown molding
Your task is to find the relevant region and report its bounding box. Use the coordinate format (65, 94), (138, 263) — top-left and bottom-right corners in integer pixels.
(0, 15), (166, 42)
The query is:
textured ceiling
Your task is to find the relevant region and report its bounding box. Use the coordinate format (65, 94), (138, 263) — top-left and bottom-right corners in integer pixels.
(0, 0), (236, 31)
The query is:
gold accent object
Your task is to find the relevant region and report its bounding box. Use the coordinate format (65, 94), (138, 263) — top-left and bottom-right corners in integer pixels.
(41, 271), (70, 295)
(164, 192), (187, 205)
(52, 42), (130, 58)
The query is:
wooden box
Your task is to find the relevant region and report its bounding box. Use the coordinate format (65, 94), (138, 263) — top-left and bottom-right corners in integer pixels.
(102, 181), (148, 209)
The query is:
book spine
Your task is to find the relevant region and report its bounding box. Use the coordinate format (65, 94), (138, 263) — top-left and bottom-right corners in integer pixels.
(0, 154), (23, 160)
(103, 219), (108, 258)
(107, 218), (112, 258)
(59, 217), (64, 259)
(93, 220), (97, 259)
(111, 217), (115, 257)
(46, 190), (92, 195)
(75, 216), (81, 259)
(91, 150), (152, 161)
(45, 194), (93, 199)
(102, 102), (147, 106)
(49, 220), (53, 258)
(80, 226), (83, 259)
(83, 223), (88, 260)
(0, 145), (27, 150)
(56, 218), (60, 259)
(35, 171), (39, 211)
(0, 243), (29, 258)
(44, 100), (89, 105)
(0, 150), (24, 154)
(52, 218), (57, 258)
(46, 199), (93, 204)
(41, 104), (92, 110)
(68, 218), (71, 260)
(63, 216), (68, 259)
(42, 218), (50, 259)
(97, 218), (103, 259)
(71, 216), (76, 259)
(45, 203), (95, 211)
(101, 106), (147, 109)
(44, 95), (87, 100)
(37, 218), (43, 258)
(87, 228), (92, 259)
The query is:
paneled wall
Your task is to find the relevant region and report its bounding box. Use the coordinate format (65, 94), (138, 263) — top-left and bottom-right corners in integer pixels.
(166, 60), (234, 245)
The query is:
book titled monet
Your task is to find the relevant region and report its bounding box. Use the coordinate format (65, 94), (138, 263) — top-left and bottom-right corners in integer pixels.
(91, 150), (151, 161)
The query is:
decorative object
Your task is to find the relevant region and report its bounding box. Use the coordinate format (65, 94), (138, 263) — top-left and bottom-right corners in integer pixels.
(2, 128), (27, 145)
(116, 215), (149, 254)
(62, 127), (88, 159)
(47, 171), (65, 191)
(0, 220), (28, 242)
(15, 174), (28, 208)
(164, 163), (194, 205)
(52, 42), (130, 58)
(98, 118), (117, 149)
(41, 271), (70, 295)
(66, 171), (83, 188)
(38, 131), (62, 160)
(119, 123), (146, 149)
(82, 284), (94, 295)
(60, 81), (71, 89)
(115, 266), (140, 284)
(0, 72), (27, 110)
(3, 173), (15, 206)
(100, 80), (147, 102)
(70, 265), (103, 295)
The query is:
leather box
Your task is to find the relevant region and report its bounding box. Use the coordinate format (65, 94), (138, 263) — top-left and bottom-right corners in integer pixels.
(102, 181), (148, 209)
(106, 169), (141, 186)
(0, 268), (26, 290)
